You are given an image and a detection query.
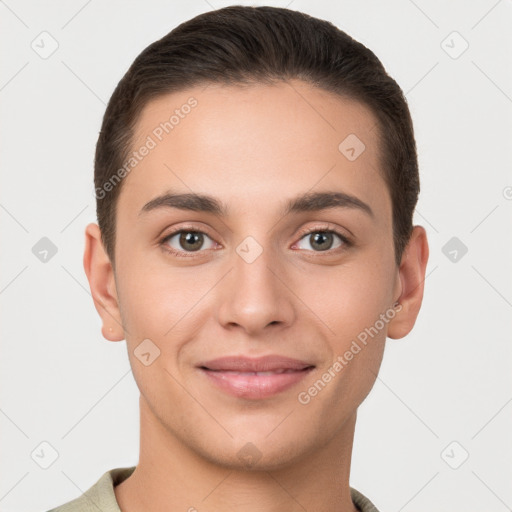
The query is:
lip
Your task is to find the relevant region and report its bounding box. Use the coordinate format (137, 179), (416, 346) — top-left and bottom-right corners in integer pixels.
(198, 355), (314, 372)
(197, 355), (315, 400)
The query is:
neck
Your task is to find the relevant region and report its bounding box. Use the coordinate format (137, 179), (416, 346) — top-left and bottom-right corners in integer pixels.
(115, 396), (359, 512)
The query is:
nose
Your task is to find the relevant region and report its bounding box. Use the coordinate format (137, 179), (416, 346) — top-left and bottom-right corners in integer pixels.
(216, 240), (296, 336)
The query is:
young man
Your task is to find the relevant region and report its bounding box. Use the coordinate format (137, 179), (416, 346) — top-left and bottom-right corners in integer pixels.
(49, 5), (428, 512)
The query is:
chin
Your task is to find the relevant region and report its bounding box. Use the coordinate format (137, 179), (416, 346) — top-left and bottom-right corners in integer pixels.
(192, 431), (315, 472)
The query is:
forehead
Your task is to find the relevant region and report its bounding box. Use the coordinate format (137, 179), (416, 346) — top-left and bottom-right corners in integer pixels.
(119, 79), (388, 221)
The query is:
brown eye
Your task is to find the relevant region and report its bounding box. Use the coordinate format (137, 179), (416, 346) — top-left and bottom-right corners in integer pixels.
(308, 232), (335, 251)
(177, 232), (204, 252)
(295, 229), (348, 253)
(161, 229), (217, 256)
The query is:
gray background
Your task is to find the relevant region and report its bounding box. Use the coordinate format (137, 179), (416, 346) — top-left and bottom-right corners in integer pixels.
(1, 1), (511, 510)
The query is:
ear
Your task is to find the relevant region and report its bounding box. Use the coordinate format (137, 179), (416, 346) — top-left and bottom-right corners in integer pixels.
(83, 222), (125, 341)
(387, 225), (429, 340)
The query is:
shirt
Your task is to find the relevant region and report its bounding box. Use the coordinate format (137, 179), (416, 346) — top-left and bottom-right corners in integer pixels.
(46, 466), (381, 512)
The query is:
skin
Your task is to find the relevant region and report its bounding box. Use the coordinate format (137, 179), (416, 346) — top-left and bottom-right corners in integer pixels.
(84, 79), (429, 512)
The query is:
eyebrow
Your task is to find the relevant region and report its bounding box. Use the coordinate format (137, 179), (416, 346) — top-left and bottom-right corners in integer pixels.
(139, 189), (374, 219)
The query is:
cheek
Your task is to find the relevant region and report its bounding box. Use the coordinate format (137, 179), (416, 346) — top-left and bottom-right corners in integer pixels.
(298, 259), (392, 337)
(115, 262), (213, 358)
(114, 258), (168, 347)
(296, 263), (390, 419)
(115, 267), (189, 404)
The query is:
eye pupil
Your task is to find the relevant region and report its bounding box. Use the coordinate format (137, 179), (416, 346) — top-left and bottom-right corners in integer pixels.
(310, 232), (333, 251)
(180, 232), (203, 251)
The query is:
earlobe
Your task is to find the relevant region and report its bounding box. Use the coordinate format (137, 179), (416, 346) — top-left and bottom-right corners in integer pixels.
(83, 223), (125, 342)
(387, 225), (429, 340)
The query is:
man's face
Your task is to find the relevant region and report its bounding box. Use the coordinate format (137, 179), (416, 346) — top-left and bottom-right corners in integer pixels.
(112, 80), (401, 469)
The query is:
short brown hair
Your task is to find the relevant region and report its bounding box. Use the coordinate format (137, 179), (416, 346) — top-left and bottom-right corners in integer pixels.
(94, 5), (419, 268)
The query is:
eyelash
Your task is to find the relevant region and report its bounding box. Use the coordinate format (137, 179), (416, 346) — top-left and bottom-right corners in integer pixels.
(159, 224), (352, 259)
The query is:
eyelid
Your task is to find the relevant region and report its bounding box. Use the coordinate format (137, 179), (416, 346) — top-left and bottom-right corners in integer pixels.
(294, 222), (351, 243)
(160, 223), (215, 241)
